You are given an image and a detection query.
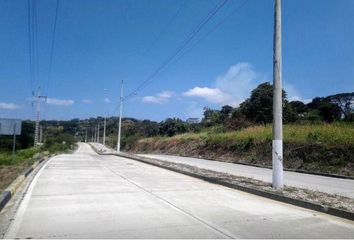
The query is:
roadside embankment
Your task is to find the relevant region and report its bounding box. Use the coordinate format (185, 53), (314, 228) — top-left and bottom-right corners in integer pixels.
(0, 150), (50, 192)
(129, 123), (354, 177)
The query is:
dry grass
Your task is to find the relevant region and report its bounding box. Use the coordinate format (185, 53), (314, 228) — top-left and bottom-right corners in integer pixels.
(139, 122), (354, 147)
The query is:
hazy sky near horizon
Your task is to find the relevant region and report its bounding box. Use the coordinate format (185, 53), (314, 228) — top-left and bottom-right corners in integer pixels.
(0, 0), (353, 121)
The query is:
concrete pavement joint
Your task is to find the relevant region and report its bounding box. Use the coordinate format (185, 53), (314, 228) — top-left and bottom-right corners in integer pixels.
(94, 154), (237, 239)
(90, 145), (354, 221)
(134, 154), (354, 221)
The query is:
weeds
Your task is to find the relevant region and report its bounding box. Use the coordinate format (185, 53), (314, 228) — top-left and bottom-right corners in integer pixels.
(132, 122), (354, 176)
(140, 122), (354, 147)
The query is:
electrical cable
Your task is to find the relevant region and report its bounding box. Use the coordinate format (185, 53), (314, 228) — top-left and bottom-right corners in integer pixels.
(27, 0), (33, 94)
(46, 0), (60, 96)
(170, 0), (249, 67)
(123, 0), (229, 101)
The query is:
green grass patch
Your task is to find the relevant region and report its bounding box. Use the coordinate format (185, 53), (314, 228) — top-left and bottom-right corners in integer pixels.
(132, 122), (354, 176)
(142, 122), (354, 147)
(0, 147), (41, 166)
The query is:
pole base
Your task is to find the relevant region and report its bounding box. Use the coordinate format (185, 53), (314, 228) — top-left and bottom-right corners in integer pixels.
(272, 139), (283, 189)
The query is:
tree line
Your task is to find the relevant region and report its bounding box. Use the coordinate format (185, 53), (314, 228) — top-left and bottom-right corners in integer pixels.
(1, 82), (352, 151)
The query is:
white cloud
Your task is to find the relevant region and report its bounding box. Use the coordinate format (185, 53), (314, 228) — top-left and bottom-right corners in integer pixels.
(185, 102), (203, 119)
(183, 87), (234, 105)
(82, 99), (92, 104)
(183, 62), (312, 106)
(47, 98), (74, 106)
(288, 96), (312, 104)
(104, 98), (111, 103)
(183, 62), (259, 106)
(284, 83), (312, 103)
(142, 91), (174, 104)
(0, 102), (19, 110)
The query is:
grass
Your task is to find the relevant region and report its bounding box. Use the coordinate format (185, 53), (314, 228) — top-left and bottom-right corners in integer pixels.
(139, 122), (354, 147)
(0, 148), (41, 191)
(0, 147), (41, 166)
(133, 122), (354, 176)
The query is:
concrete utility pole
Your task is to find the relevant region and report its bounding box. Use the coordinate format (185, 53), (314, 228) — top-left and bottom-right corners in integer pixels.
(96, 123), (99, 143)
(103, 88), (108, 146)
(117, 80), (124, 152)
(39, 125), (43, 144)
(103, 115), (106, 146)
(33, 88), (47, 147)
(85, 128), (88, 143)
(94, 127), (97, 143)
(272, 0), (283, 189)
(12, 123), (17, 160)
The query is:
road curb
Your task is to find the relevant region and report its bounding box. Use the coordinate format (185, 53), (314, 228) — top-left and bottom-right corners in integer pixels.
(208, 158), (354, 180)
(0, 191), (11, 211)
(0, 157), (48, 213)
(90, 145), (354, 221)
(142, 154), (354, 180)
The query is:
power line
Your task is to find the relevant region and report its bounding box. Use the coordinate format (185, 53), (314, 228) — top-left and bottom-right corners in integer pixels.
(27, 0), (38, 92)
(33, 0), (39, 89)
(123, 0), (229, 101)
(148, 0), (250, 86)
(109, 0), (227, 116)
(27, 0), (33, 93)
(46, 0), (60, 96)
(171, 0), (249, 66)
(126, 1), (227, 97)
(141, 0), (187, 57)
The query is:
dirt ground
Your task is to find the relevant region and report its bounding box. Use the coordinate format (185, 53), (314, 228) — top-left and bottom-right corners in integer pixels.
(0, 161), (34, 192)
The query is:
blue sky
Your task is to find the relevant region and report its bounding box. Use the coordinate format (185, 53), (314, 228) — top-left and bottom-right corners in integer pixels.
(0, 0), (353, 121)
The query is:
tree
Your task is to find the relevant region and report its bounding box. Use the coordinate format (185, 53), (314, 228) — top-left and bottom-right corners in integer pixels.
(283, 101), (299, 123)
(288, 101), (307, 115)
(307, 97), (341, 123)
(225, 108), (253, 130)
(220, 105), (233, 121)
(202, 107), (222, 126)
(240, 82), (287, 124)
(159, 118), (187, 137)
(324, 92), (354, 121)
(139, 120), (159, 137)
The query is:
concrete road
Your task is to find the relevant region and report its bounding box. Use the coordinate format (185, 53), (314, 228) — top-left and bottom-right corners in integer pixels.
(5, 143), (354, 238)
(139, 154), (354, 198)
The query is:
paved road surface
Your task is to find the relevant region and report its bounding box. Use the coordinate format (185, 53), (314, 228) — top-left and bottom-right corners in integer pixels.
(5, 143), (354, 238)
(139, 154), (354, 198)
